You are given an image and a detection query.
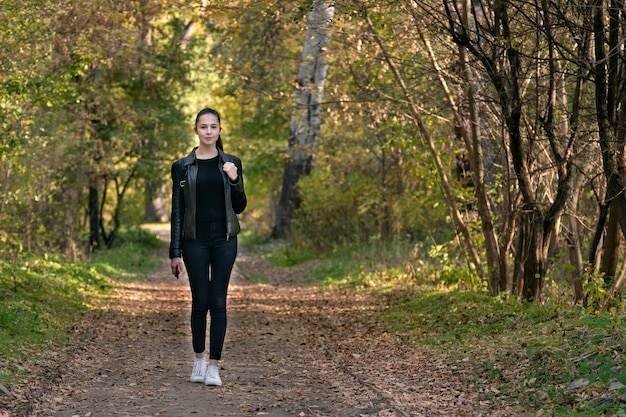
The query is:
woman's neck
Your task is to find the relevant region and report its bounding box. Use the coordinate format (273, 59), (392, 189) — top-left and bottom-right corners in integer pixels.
(196, 144), (218, 160)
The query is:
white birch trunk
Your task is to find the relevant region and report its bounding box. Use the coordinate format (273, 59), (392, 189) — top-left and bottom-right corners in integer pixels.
(273, 0), (334, 236)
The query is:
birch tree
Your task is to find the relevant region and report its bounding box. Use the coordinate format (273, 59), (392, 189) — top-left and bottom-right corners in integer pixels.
(273, 0), (335, 237)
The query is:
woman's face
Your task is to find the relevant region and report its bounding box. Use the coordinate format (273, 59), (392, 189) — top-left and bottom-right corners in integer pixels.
(195, 113), (221, 147)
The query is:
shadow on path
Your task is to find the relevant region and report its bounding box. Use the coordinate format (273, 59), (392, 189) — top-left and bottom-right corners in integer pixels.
(19, 227), (513, 416)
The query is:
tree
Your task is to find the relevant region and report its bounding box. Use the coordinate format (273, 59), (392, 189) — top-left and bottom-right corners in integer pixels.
(439, 0), (592, 301)
(359, 2), (486, 280)
(0, 0), (193, 255)
(592, 0), (626, 293)
(407, 1), (505, 294)
(273, 0), (335, 237)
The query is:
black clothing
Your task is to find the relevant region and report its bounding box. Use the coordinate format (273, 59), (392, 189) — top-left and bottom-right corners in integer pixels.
(169, 147), (246, 259)
(183, 221), (236, 358)
(196, 157), (226, 225)
(169, 146), (247, 359)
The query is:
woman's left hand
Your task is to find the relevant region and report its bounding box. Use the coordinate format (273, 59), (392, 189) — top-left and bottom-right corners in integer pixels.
(223, 162), (238, 182)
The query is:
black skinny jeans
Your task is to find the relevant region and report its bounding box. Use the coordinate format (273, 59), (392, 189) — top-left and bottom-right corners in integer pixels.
(182, 221), (237, 360)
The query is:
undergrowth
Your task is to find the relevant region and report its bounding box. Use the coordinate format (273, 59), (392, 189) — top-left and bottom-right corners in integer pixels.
(258, 238), (626, 416)
(381, 291), (626, 416)
(0, 228), (164, 386)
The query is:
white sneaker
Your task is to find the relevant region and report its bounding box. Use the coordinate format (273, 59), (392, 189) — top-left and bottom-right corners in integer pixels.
(190, 361), (206, 383)
(204, 365), (222, 386)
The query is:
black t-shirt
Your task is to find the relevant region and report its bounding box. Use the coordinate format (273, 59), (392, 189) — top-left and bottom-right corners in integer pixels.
(196, 157), (226, 225)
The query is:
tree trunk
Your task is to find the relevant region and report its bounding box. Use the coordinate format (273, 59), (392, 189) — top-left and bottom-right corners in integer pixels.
(600, 207), (621, 286)
(451, 0), (575, 302)
(565, 227), (585, 304)
(565, 174), (586, 304)
(89, 173), (100, 252)
(593, 0), (626, 298)
(274, 156), (311, 236)
(459, 0), (503, 294)
(272, 0), (334, 237)
(518, 207), (548, 302)
(100, 166), (137, 249)
(588, 201), (608, 272)
(593, 0), (626, 293)
(144, 181), (168, 223)
(365, 8), (485, 279)
(413, 4), (501, 291)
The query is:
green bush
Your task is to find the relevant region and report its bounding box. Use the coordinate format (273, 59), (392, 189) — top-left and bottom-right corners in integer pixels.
(293, 161), (451, 251)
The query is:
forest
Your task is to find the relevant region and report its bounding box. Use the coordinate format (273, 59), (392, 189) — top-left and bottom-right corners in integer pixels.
(3, 0), (626, 415)
(3, 0), (626, 306)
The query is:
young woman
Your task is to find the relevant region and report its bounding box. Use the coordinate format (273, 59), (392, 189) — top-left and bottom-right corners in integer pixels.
(169, 107), (247, 386)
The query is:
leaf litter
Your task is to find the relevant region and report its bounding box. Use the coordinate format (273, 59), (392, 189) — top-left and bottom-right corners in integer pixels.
(0, 246), (525, 416)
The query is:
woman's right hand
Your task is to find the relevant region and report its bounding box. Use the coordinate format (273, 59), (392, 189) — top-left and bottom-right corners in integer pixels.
(171, 257), (184, 278)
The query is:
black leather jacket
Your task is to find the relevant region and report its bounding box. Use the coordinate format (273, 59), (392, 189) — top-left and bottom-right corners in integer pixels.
(169, 147), (247, 259)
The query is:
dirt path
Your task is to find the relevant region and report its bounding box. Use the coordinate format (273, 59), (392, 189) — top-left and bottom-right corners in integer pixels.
(13, 242), (517, 417)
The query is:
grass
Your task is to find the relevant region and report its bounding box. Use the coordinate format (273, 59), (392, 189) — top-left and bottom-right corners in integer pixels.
(258, 238), (418, 288)
(379, 291), (626, 415)
(0, 228), (165, 386)
(256, 239), (626, 416)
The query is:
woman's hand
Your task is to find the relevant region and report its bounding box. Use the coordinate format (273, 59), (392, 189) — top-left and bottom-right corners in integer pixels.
(223, 162), (238, 182)
(171, 257), (184, 279)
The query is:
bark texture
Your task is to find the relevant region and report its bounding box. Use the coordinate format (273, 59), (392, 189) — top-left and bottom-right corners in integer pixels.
(273, 1), (334, 237)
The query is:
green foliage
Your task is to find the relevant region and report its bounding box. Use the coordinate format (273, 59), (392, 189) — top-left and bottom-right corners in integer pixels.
(112, 228), (165, 250)
(426, 240), (483, 291)
(238, 225), (273, 248)
(265, 244), (317, 268)
(0, 0), (195, 258)
(583, 269), (613, 312)
(293, 146), (451, 251)
(294, 170), (380, 249)
(263, 238), (418, 288)
(203, 0), (304, 216)
(0, 228), (162, 385)
(0, 254), (106, 384)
